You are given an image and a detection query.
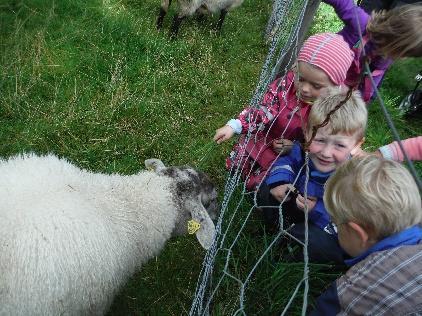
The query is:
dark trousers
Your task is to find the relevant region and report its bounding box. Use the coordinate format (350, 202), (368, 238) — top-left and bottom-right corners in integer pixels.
(257, 183), (347, 264)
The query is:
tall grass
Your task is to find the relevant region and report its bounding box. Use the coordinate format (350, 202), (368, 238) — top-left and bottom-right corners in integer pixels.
(1, 0), (421, 315)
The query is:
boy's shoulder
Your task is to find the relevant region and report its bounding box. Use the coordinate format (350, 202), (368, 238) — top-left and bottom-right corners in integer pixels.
(336, 242), (422, 315)
(285, 141), (306, 163)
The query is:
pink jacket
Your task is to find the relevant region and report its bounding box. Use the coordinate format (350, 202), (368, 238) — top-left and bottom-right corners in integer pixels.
(233, 71), (312, 171)
(379, 136), (422, 162)
(226, 71), (312, 191)
(236, 70), (311, 143)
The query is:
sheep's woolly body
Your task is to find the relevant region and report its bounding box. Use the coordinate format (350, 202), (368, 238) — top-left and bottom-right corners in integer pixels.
(171, 0), (244, 16)
(157, 0), (244, 37)
(0, 154), (216, 316)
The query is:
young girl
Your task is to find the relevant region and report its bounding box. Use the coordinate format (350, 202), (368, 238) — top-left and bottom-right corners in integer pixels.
(323, 0), (422, 102)
(213, 33), (354, 191)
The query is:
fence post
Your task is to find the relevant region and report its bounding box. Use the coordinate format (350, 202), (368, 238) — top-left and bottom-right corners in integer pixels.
(275, 0), (322, 75)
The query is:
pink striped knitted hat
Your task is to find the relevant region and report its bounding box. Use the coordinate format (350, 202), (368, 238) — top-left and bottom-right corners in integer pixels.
(297, 33), (354, 85)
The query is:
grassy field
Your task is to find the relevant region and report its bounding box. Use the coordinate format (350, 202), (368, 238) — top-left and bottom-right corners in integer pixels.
(1, 0), (421, 315)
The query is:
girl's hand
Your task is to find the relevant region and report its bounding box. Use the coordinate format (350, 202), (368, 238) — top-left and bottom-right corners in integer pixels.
(214, 125), (235, 144)
(296, 194), (317, 212)
(270, 184), (290, 202)
(272, 138), (294, 155)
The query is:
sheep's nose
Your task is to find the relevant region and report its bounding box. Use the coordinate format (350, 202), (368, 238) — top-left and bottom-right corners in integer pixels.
(208, 200), (220, 221)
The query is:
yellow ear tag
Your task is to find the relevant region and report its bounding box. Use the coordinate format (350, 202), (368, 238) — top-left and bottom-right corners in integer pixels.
(187, 220), (201, 234)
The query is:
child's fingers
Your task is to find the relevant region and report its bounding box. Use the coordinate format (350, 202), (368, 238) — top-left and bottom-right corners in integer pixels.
(271, 190), (283, 202)
(273, 142), (283, 149)
(270, 185), (288, 202)
(213, 131), (225, 143)
(296, 194), (316, 210)
(214, 126), (234, 144)
(216, 137), (226, 144)
(295, 196), (304, 210)
(297, 194), (316, 202)
(296, 194), (304, 203)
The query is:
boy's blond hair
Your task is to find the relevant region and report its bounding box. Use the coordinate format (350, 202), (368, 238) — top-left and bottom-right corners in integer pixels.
(306, 89), (367, 141)
(324, 156), (422, 240)
(367, 4), (422, 59)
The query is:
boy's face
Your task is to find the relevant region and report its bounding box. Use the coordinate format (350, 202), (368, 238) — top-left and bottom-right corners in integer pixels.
(294, 62), (335, 104)
(307, 125), (362, 173)
(336, 223), (365, 257)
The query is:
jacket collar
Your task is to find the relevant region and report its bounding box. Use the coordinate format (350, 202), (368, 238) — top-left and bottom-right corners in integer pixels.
(345, 225), (422, 266)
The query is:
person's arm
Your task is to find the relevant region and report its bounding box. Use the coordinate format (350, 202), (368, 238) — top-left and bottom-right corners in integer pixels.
(368, 56), (392, 85)
(266, 142), (302, 188)
(378, 136), (422, 162)
(213, 124), (237, 144)
(358, 55), (393, 102)
(238, 73), (291, 134)
(214, 72), (293, 144)
(323, 0), (370, 46)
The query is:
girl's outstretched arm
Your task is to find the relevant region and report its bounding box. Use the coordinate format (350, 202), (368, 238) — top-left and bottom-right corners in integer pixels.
(378, 136), (422, 162)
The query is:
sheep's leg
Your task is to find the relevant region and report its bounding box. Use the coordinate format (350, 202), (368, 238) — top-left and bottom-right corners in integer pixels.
(157, 0), (172, 30)
(169, 14), (185, 39)
(216, 9), (227, 32)
(157, 8), (167, 29)
(195, 4), (207, 23)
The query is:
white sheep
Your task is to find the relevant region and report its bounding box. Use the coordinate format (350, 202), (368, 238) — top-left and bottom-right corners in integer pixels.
(0, 154), (218, 316)
(157, 0), (244, 38)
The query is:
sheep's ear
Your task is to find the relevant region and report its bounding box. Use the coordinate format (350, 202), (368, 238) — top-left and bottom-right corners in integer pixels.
(189, 204), (215, 250)
(145, 159), (166, 172)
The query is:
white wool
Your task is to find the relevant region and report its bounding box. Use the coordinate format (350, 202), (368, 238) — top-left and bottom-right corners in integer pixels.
(172, 0), (244, 16)
(157, 0), (244, 35)
(0, 154), (216, 316)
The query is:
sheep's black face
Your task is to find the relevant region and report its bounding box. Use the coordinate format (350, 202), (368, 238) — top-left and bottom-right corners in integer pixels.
(161, 166), (219, 234)
(197, 170), (218, 220)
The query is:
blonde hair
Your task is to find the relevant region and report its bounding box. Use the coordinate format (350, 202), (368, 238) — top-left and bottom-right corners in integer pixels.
(367, 4), (422, 59)
(324, 156), (422, 240)
(306, 89), (367, 141)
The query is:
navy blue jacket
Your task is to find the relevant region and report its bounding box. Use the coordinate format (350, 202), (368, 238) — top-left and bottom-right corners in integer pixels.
(265, 142), (334, 232)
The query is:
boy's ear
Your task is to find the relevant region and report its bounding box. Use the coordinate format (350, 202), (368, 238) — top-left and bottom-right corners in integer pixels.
(350, 137), (365, 156)
(347, 221), (371, 249)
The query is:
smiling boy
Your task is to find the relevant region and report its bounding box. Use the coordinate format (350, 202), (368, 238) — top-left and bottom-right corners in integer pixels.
(257, 89), (367, 263)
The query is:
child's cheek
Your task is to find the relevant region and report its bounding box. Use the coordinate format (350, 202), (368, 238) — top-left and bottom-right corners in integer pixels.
(336, 151), (350, 164)
(317, 86), (330, 97)
(311, 88), (324, 100)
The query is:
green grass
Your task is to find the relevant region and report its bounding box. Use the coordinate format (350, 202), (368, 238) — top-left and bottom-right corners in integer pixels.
(1, 0), (421, 315)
